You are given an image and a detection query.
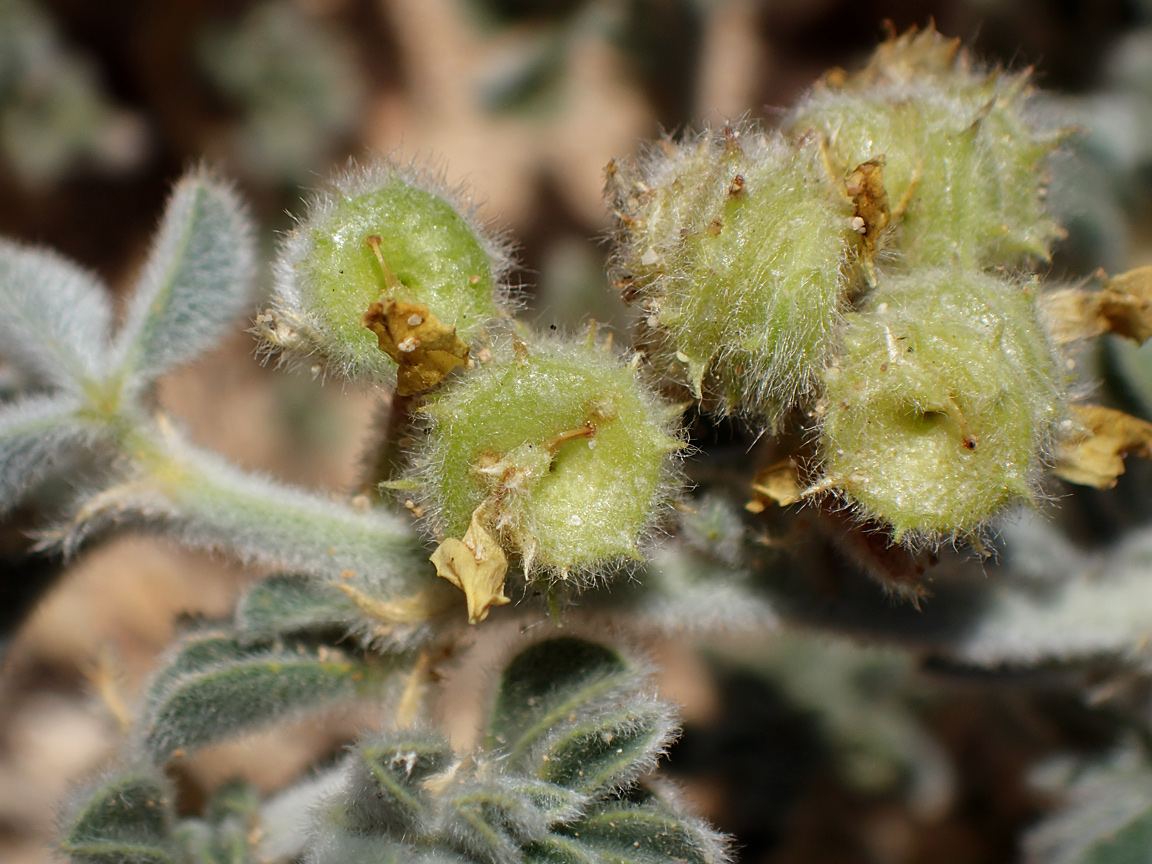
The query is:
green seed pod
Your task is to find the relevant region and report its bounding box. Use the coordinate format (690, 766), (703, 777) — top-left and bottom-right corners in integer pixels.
(608, 123), (852, 426)
(787, 25), (1063, 270)
(818, 267), (1065, 542)
(414, 334), (683, 580)
(260, 160), (513, 388)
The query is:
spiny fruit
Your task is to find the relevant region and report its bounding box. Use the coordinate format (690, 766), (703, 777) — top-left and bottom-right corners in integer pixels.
(603, 24), (1076, 545)
(413, 333), (683, 580)
(787, 24), (1063, 270)
(607, 124), (853, 426)
(818, 267), (1065, 543)
(260, 160), (513, 390)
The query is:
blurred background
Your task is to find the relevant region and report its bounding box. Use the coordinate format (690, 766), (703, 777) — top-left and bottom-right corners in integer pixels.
(3, 0), (1152, 862)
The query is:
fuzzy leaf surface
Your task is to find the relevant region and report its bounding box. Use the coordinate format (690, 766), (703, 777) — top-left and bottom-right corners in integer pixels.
(235, 573), (365, 638)
(756, 513), (1152, 669)
(555, 796), (728, 864)
(741, 630), (953, 815)
(1025, 750), (1152, 864)
(0, 239), (112, 390)
(490, 637), (672, 795)
(59, 767), (177, 864)
(233, 570), (450, 651)
(503, 777), (585, 825)
(112, 167), (256, 381)
(140, 631), (382, 763)
(490, 637), (633, 761)
(0, 392), (95, 514)
(337, 729), (453, 835)
(257, 766), (346, 862)
(952, 516), (1152, 665)
(308, 833), (469, 864)
(578, 504), (777, 636)
(304, 638), (729, 864)
(522, 834), (601, 864)
(439, 776), (552, 864)
(535, 702), (674, 797)
(157, 441), (420, 582)
(176, 781), (261, 864)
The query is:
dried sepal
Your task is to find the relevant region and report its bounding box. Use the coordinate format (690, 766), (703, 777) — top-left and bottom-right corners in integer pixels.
(842, 158), (892, 280)
(1099, 265), (1152, 342)
(1051, 404), (1152, 488)
(749, 460), (804, 509)
(336, 581), (458, 628)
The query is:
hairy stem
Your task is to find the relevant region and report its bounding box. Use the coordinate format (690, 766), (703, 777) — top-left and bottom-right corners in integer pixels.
(57, 408), (424, 588)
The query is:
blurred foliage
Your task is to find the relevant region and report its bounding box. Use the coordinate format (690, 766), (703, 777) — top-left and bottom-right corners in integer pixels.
(464, 0), (704, 122)
(195, 1), (365, 184)
(0, 0), (146, 187)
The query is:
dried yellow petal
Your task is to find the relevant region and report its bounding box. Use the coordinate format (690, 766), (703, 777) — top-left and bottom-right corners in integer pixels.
(430, 508), (510, 624)
(751, 461), (803, 507)
(1041, 266), (1152, 346)
(1052, 404), (1152, 488)
(1100, 265), (1152, 343)
(1039, 288), (1108, 344)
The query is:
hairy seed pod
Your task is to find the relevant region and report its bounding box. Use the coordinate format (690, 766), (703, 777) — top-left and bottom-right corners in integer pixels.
(608, 123), (852, 426)
(787, 25), (1063, 270)
(818, 267), (1065, 542)
(414, 335), (683, 579)
(261, 160), (513, 388)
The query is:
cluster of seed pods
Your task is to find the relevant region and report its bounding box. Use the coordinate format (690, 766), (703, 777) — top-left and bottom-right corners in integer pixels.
(260, 159), (684, 617)
(608, 26), (1068, 544)
(257, 25), (1109, 621)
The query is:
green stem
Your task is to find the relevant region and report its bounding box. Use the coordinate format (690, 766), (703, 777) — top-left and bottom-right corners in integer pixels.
(64, 405), (424, 588)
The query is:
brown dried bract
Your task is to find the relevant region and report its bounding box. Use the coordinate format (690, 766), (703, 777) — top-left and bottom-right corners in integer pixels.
(1052, 404), (1152, 488)
(362, 298), (469, 395)
(844, 159), (890, 257)
(1041, 266), (1152, 346)
(430, 508), (510, 624)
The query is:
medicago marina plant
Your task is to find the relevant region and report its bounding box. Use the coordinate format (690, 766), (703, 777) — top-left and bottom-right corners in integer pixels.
(2, 22), (1152, 864)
